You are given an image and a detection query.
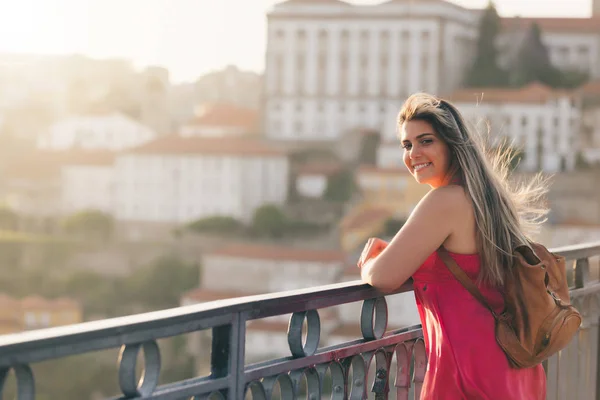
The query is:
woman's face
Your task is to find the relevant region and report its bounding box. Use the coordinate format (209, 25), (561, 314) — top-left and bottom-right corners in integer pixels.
(400, 119), (452, 189)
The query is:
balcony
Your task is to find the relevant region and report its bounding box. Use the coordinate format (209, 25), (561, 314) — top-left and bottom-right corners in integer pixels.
(0, 241), (599, 399)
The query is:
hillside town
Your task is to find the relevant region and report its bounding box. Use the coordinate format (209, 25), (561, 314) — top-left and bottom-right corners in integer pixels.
(0, 0), (600, 386)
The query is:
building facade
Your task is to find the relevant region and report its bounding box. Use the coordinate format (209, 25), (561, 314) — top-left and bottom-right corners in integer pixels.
(449, 82), (581, 172)
(264, 0), (600, 144)
(38, 111), (157, 151)
(264, 0), (479, 141)
(113, 137), (289, 223)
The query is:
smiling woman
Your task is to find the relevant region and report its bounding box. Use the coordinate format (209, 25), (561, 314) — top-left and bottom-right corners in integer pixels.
(358, 93), (550, 399)
(400, 120), (452, 188)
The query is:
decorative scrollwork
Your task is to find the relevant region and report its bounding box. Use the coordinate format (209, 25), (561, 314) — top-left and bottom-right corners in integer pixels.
(287, 309), (321, 357)
(245, 380), (267, 400)
(0, 364), (35, 400)
(344, 355), (367, 400)
(290, 367), (320, 400)
(262, 373), (295, 400)
(369, 350), (391, 397)
(361, 297), (388, 340)
(193, 390), (226, 400)
(315, 361), (345, 400)
(117, 340), (161, 397)
(394, 342), (413, 399)
(412, 339), (427, 398)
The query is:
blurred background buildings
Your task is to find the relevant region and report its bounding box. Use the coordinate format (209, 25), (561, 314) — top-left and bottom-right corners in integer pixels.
(0, 0), (599, 392)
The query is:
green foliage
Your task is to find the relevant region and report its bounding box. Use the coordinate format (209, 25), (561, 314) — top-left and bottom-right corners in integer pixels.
(560, 69), (590, 89)
(0, 253), (200, 317)
(358, 133), (381, 165)
(575, 152), (590, 170)
(62, 210), (114, 242)
(465, 2), (508, 87)
(509, 23), (564, 88)
(281, 219), (329, 238)
(251, 204), (287, 238)
(185, 215), (244, 235)
(126, 255), (200, 310)
(324, 169), (356, 203)
(290, 148), (338, 164)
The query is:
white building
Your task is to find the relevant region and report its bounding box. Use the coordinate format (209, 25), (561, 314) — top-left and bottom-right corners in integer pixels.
(180, 242), (420, 361)
(60, 151), (115, 215)
(263, 0), (600, 142)
(449, 82), (580, 172)
(295, 162), (341, 198)
(498, 18), (600, 77)
(181, 242), (348, 360)
(38, 111), (157, 151)
(179, 104), (259, 138)
(113, 136), (289, 223)
(580, 80), (600, 164)
(265, 0), (479, 141)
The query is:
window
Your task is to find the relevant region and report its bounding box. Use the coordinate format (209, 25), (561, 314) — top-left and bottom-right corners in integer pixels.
(24, 312), (36, 328)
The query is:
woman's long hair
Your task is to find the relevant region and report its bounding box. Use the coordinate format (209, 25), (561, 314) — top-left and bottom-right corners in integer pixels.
(397, 93), (549, 286)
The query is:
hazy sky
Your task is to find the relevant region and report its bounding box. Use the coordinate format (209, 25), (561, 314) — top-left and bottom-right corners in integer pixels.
(0, 0), (593, 83)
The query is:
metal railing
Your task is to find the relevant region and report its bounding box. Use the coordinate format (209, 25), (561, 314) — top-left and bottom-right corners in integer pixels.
(0, 241), (599, 399)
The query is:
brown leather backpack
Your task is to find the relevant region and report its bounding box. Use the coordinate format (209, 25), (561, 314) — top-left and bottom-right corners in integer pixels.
(438, 242), (582, 369)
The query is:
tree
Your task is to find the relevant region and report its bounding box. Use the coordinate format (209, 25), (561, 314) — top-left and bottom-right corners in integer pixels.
(358, 132), (381, 165)
(62, 210), (114, 242)
(464, 1), (508, 87)
(509, 23), (563, 87)
(324, 169), (355, 203)
(251, 204), (287, 238)
(126, 255), (200, 310)
(184, 216), (244, 235)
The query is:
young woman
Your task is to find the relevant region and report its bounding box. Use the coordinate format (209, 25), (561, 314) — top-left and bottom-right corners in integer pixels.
(358, 93), (548, 399)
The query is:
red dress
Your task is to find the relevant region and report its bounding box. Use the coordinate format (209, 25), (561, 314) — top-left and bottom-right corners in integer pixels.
(412, 251), (546, 400)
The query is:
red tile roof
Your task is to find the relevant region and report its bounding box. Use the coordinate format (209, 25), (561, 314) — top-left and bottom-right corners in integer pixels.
(208, 243), (347, 263)
(296, 162), (343, 176)
(17, 295), (81, 310)
(447, 82), (572, 104)
(127, 136), (287, 157)
(580, 80), (600, 97)
(186, 104), (259, 130)
(3, 150), (115, 181)
(0, 293), (19, 308)
(501, 17), (600, 34)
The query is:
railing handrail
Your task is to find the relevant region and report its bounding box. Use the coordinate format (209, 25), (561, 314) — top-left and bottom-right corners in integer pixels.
(0, 280), (413, 366)
(1, 241), (599, 368)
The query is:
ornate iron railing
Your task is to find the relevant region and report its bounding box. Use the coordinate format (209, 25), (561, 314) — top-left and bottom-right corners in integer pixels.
(0, 241), (599, 399)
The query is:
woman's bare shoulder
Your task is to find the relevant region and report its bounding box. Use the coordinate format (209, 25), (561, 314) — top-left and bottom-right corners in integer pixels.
(422, 184), (471, 212)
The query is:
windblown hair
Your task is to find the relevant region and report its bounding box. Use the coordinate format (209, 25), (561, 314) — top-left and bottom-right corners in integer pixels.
(397, 93), (549, 287)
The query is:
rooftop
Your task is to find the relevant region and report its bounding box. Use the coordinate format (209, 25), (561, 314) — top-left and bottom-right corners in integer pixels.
(447, 82), (573, 105)
(127, 136), (287, 157)
(208, 242), (347, 263)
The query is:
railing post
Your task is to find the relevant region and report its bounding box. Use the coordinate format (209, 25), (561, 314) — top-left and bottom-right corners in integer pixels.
(575, 257), (590, 289)
(210, 312), (246, 399)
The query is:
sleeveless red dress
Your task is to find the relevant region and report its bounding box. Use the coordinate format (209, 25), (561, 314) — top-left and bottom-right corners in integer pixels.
(412, 251), (546, 399)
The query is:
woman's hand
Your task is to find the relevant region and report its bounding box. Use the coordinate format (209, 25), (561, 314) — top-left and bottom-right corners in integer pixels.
(357, 237), (388, 269)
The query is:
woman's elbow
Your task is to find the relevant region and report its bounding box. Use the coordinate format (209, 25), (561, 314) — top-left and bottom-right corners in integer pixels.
(361, 268), (398, 293)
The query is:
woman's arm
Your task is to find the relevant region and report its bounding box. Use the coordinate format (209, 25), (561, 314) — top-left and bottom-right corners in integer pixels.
(360, 185), (465, 292)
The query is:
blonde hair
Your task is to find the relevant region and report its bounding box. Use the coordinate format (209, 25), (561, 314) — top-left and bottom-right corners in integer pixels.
(397, 93), (549, 286)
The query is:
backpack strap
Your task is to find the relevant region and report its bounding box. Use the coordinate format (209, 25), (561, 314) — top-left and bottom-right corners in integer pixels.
(437, 246), (499, 320)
